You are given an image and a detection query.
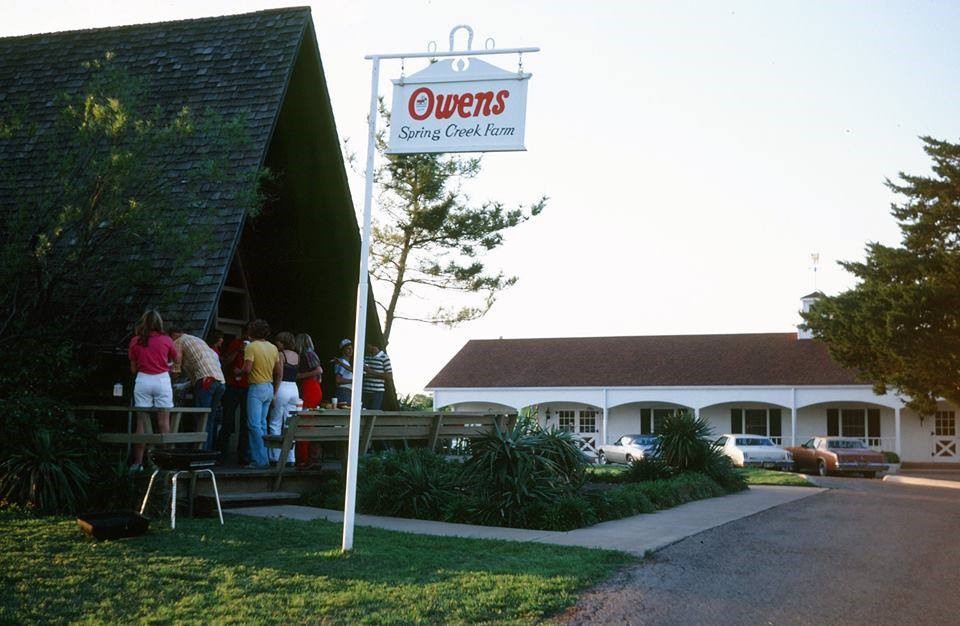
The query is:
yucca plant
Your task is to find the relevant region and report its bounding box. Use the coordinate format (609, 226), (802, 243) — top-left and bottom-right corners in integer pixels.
(460, 419), (587, 526)
(655, 411), (714, 472)
(0, 429), (90, 514)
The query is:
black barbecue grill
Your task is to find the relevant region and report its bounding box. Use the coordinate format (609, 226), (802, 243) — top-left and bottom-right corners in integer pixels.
(140, 450), (224, 528)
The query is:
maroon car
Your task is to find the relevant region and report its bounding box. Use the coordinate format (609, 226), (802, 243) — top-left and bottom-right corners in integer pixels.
(786, 437), (888, 478)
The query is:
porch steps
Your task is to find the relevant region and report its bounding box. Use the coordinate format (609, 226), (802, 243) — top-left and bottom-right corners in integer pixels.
(194, 491), (301, 516)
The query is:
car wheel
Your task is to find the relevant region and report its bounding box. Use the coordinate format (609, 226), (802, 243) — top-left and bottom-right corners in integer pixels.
(625, 454), (635, 465)
(865, 471), (876, 479)
(598, 451), (607, 465)
(818, 460), (828, 477)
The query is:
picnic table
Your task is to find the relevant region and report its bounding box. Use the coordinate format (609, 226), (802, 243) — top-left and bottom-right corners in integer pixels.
(265, 409), (514, 490)
(73, 405), (210, 448)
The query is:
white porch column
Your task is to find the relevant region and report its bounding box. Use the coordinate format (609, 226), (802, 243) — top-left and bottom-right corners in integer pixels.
(791, 387), (797, 447)
(602, 388), (609, 445)
(694, 407), (700, 419)
(895, 406), (902, 455)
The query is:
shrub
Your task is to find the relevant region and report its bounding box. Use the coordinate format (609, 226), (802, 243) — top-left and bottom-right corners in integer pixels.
(628, 457), (676, 482)
(635, 473), (725, 509)
(539, 494), (598, 531)
(357, 449), (459, 520)
(883, 450), (901, 464)
(585, 484), (656, 521)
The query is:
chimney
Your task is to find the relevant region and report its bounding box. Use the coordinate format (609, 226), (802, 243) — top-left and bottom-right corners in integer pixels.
(797, 292), (823, 340)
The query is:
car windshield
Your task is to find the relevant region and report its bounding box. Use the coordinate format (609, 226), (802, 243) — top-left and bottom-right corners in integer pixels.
(736, 437), (775, 447)
(629, 436), (658, 446)
(827, 439), (867, 449)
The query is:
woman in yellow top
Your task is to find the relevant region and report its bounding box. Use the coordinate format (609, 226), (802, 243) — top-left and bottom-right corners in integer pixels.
(240, 319), (280, 468)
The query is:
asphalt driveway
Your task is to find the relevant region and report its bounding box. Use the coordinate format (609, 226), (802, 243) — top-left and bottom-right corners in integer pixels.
(558, 477), (960, 625)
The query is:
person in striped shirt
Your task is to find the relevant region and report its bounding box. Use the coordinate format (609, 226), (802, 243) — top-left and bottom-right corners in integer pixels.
(170, 326), (226, 452)
(362, 342), (392, 410)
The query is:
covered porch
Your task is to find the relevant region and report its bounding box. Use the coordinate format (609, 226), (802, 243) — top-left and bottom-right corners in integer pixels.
(432, 385), (955, 461)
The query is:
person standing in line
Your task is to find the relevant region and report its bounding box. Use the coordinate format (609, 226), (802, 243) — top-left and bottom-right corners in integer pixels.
(295, 333), (323, 408)
(127, 310), (178, 471)
(362, 342), (392, 411)
(295, 333), (323, 467)
(220, 324), (251, 464)
(268, 332), (300, 467)
(240, 319), (280, 469)
(333, 339), (353, 407)
(169, 326), (226, 452)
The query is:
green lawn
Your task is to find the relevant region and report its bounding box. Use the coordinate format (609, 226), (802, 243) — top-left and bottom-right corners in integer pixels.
(0, 510), (632, 625)
(740, 467), (812, 486)
(585, 464), (629, 482)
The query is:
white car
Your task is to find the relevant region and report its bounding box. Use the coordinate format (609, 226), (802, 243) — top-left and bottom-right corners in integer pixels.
(714, 434), (794, 470)
(597, 434), (659, 465)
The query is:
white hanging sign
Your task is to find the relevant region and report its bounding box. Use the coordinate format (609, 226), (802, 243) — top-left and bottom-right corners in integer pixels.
(388, 57), (530, 154)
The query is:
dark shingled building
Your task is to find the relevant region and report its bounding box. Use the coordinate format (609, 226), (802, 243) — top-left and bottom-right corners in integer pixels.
(0, 7), (391, 402)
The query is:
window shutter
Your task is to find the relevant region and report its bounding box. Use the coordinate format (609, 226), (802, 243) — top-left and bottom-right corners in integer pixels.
(867, 409), (881, 438)
(827, 409), (839, 437)
(769, 409), (782, 438)
(640, 408), (651, 435)
(731, 409), (742, 434)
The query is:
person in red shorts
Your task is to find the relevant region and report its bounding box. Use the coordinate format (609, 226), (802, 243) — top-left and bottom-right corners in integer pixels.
(295, 333), (323, 467)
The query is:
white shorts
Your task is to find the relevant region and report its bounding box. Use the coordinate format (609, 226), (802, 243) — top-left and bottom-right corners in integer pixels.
(134, 372), (174, 409)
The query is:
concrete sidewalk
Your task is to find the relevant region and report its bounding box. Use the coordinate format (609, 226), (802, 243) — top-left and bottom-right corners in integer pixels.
(228, 485), (823, 556)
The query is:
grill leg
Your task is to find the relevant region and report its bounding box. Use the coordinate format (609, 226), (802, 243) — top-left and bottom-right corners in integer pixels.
(171, 471), (185, 529)
(202, 469), (224, 525)
(140, 469), (160, 515)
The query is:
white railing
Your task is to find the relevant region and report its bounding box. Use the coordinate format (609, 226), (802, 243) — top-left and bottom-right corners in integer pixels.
(572, 434), (599, 458)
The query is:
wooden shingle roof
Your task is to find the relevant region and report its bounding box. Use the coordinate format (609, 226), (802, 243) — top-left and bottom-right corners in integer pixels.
(426, 333), (866, 388)
(0, 8), (313, 343)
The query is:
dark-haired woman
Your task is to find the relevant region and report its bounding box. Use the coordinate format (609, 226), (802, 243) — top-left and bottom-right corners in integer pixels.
(127, 310), (178, 471)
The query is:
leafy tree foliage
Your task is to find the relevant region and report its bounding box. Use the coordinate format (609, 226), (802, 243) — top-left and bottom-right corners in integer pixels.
(0, 54), (264, 397)
(354, 102), (546, 345)
(802, 137), (960, 414)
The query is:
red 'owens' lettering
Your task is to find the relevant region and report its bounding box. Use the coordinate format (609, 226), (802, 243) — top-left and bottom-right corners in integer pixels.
(408, 87), (510, 121)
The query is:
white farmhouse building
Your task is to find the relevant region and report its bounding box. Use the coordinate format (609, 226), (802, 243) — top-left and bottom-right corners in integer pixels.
(426, 294), (959, 467)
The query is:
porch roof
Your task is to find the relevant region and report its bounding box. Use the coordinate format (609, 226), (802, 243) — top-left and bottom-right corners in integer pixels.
(426, 333), (866, 389)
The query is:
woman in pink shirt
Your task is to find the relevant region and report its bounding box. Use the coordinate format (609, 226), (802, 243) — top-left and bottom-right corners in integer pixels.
(127, 310), (179, 470)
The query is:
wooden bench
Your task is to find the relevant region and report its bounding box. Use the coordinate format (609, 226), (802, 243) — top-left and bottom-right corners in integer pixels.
(74, 405), (210, 448)
(264, 410), (513, 490)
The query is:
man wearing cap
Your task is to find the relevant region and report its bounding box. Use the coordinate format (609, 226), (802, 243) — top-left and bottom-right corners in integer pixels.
(333, 339), (353, 406)
(362, 342), (392, 411)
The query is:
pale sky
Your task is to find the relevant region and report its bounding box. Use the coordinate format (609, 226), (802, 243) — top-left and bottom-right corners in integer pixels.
(3, 1), (959, 395)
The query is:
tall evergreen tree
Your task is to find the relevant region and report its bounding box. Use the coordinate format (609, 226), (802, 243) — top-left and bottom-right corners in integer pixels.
(802, 137), (960, 413)
(354, 103), (546, 346)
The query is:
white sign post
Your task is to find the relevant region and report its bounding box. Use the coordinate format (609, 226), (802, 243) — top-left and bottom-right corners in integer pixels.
(343, 26), (538, 552)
